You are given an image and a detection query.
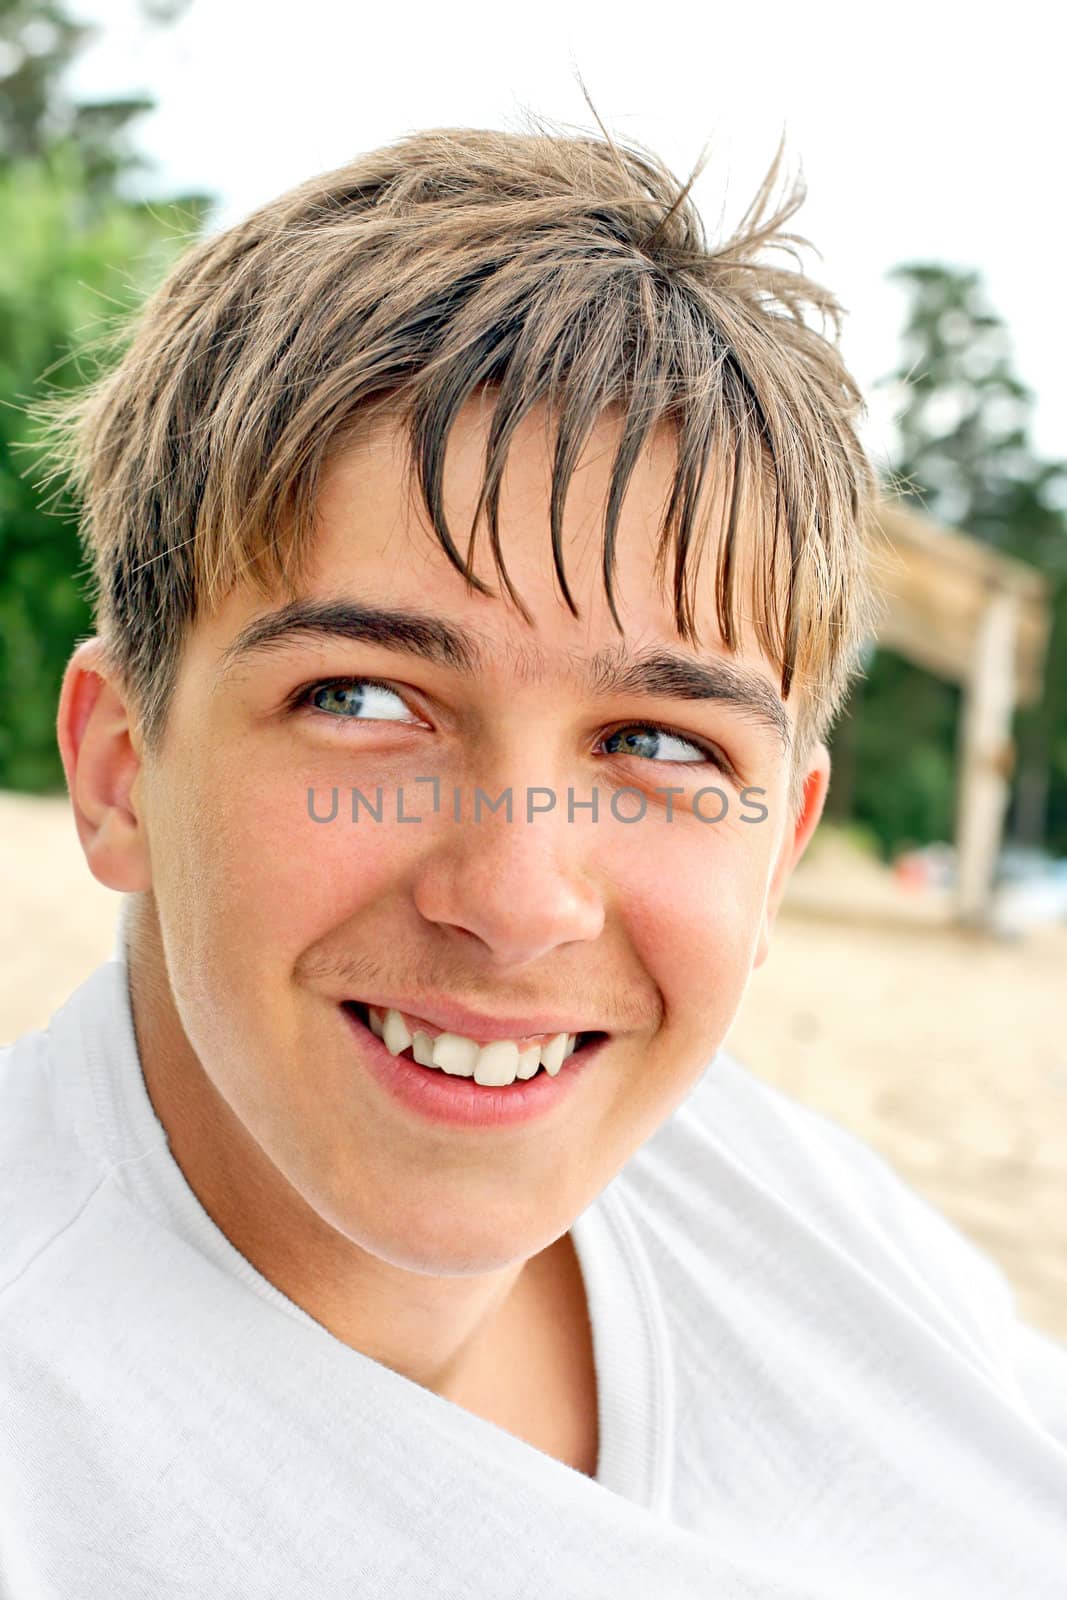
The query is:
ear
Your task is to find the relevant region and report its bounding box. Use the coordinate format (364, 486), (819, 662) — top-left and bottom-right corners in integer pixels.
(56, 638), (152, 893)
(752, 740), (830, 969)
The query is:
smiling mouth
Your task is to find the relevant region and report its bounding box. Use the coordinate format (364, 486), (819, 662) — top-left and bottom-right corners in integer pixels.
(342, 1000), (605, 1082)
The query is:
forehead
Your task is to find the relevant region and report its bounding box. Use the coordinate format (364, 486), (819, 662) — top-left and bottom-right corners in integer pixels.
(202, 397), (795, 747)
(315, 399), (783, 639)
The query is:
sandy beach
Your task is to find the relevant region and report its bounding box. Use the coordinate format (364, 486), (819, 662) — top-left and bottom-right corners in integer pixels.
(3, 790), (1064, 1343)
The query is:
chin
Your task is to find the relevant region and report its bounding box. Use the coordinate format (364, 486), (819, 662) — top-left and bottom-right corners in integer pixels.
(341, 1168), (563, 1263)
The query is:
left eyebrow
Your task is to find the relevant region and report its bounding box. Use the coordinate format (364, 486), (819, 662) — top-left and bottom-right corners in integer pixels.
(586, 645), (792, 750)
(217, 598), (792, 750)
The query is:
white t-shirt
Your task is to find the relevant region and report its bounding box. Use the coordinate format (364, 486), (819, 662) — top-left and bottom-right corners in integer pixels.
(2, 912), (1066, 1598)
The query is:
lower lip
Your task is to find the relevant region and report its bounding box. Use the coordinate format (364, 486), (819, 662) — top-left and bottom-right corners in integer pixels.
(339, 1004), (609, 1129)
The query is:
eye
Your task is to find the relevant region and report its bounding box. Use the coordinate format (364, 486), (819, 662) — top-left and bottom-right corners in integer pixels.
(293, 677), (421, 724)
(289, 680), (731, 774)
(600, 723), (729, 772)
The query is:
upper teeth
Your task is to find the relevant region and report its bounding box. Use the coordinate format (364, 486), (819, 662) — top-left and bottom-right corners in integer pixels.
(367, 1007), (579, 1086)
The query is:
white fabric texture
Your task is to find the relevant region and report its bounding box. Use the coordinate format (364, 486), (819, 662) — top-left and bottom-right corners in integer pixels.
(1, 907), (1065, 1597)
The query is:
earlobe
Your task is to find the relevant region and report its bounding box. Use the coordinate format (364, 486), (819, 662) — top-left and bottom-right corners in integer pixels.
(57, 639), (152, 893)
(753, 744), (832, 971)
(790, 746), (832, 870)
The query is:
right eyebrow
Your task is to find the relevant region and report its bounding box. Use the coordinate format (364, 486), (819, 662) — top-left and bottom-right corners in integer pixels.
(216, 598), (480, 679)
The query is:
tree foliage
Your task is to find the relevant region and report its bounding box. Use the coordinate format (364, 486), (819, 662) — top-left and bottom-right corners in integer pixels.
(0, 0), (207, 791)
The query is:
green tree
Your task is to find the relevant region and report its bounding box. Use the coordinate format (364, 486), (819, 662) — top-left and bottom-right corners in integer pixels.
(0, 0), (209, 791)
(830, 265), (1067, 857)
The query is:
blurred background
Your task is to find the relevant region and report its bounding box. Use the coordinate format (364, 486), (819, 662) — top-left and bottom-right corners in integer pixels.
(1, 0), (1064, 1339)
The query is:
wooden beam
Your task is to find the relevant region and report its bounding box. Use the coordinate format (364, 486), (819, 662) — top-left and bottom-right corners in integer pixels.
(955, 588), (1020, 925)
(868, 501), (1050, 703)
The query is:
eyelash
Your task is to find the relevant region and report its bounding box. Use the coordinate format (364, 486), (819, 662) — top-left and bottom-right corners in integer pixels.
(289, 676), (732, 774)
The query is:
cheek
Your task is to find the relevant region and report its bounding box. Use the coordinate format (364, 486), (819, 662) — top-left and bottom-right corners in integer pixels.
(206, 784), (413, 939)
(613, 816), (770, 1038)
(147, 753), (414, 1003)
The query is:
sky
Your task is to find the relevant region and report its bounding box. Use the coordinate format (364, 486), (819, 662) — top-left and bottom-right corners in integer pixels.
(66, 0), (1065, 479)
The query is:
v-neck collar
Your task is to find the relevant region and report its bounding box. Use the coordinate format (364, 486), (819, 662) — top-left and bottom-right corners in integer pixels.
(55, 929), (675, 1513)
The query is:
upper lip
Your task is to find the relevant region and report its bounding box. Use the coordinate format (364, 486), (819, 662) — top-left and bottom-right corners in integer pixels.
(343, 994), (608, 1042)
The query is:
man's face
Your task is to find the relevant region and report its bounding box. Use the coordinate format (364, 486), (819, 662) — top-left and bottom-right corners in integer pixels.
(99, 400), (826, 1277)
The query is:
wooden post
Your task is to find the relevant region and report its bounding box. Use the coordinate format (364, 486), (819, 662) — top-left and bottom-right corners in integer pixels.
(955, 587), (1019, 926)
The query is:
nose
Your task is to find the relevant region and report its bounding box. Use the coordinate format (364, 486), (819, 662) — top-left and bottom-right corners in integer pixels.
(410, 783), (606, 968)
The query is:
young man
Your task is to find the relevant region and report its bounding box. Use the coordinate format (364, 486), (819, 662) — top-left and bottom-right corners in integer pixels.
(2, 126), (1065, 1597)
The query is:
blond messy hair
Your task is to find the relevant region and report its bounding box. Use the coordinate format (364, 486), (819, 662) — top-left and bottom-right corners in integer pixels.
(37, 121), (881, 809)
